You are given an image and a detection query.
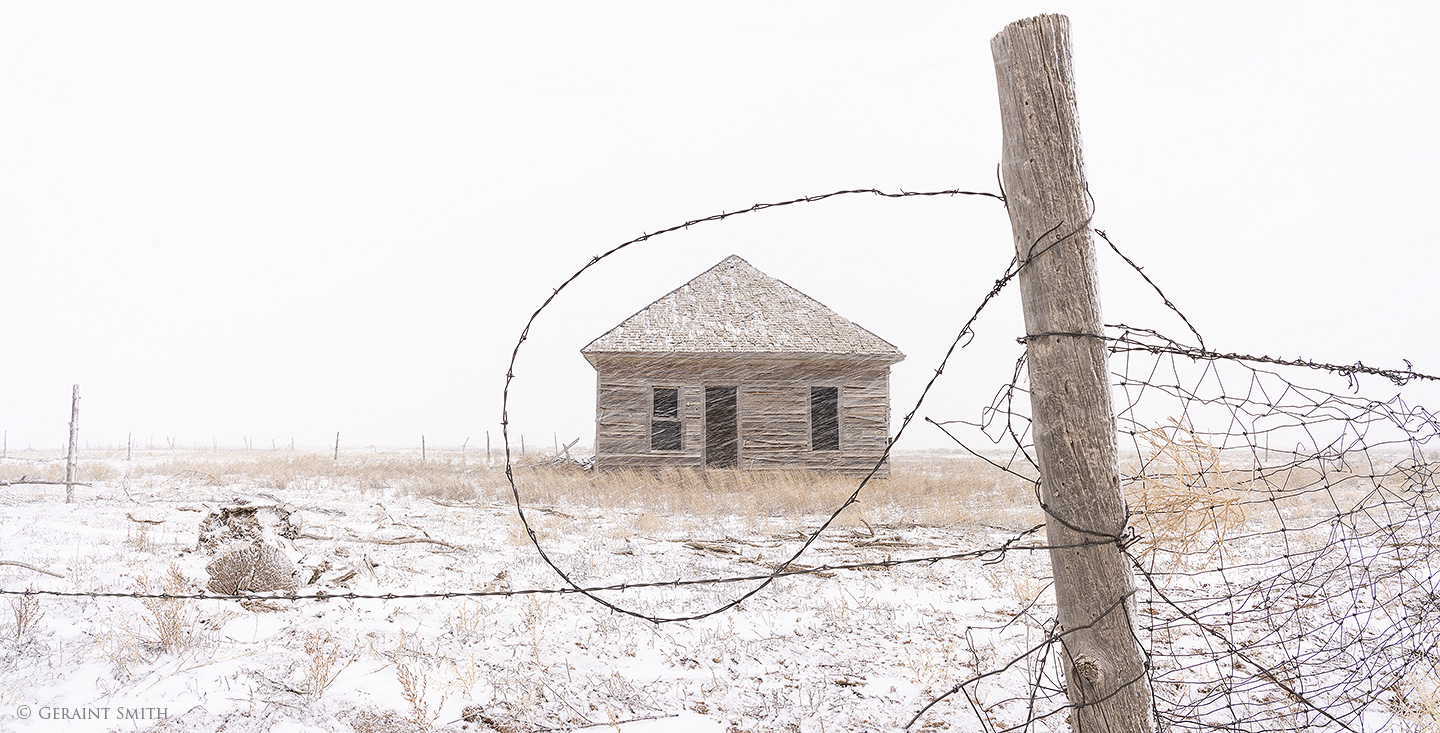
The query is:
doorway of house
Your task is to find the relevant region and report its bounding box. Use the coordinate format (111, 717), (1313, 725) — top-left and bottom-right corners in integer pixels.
(705, 386), (738, 468)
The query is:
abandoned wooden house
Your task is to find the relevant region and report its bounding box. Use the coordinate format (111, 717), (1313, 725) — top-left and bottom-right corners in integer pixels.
(582, 255), (904, 475)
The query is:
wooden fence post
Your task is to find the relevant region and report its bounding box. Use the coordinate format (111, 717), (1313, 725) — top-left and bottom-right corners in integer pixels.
(334, 432), (340, 461)
(992, 14), (1152, 732)
(65, 385), (80, 503)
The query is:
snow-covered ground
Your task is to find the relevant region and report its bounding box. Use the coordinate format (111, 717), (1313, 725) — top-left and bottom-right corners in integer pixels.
(0, 452), (1061, 733)
(1, 450), (1434, 732)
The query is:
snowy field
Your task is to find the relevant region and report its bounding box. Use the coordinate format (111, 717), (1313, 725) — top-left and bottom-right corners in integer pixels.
(0, 449), (1435, 733)
(0, 450), (1063, 733)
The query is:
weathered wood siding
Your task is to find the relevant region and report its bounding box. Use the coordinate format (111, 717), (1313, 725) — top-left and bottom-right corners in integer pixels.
(592, 355), (893, 475)
(739, 386), (809, 464)
(594, 380), (650, 459)
(681, 385), (704, 452)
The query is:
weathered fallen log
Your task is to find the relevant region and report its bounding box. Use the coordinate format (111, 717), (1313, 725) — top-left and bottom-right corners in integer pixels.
(0, 476), (92, 488)
(355, 535), (460, 550)
(0, 560), (65, 578)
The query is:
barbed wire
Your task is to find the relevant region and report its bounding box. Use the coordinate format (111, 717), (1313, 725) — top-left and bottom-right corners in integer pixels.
(498, 186), (1023, 624)
(3, 185), (1436, 733)
(0, 189), (1096, 628)
(0, 527), (1080, 602)
(1107, 324), (1440, 387)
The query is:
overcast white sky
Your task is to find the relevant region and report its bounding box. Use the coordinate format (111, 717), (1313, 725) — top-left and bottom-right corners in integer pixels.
(3, 2), (1437, 454)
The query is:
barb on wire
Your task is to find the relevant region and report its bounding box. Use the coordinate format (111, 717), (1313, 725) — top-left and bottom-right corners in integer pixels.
(500, 186), (1015, 624)
(1109, 324), (1440, 387)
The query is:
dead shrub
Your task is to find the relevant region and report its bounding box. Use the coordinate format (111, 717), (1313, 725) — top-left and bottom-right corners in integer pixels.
(8, 588), (44, 641)
(205, 544), (298, 596)
(300, 629), (355, 703)
(1126, 419), (1250, 564)
(134, 564), (197, 654)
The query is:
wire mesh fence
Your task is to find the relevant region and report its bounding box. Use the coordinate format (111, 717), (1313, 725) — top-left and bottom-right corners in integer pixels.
(928, 319), (1440, 732)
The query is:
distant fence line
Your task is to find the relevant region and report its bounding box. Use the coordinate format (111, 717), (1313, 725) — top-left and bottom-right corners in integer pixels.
(0, 428), (588, 466)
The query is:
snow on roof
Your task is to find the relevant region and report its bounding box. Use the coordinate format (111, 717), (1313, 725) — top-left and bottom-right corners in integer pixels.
(582, 255), (904, 361)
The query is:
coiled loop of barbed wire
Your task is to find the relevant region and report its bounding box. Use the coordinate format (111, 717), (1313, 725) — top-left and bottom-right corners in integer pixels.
(0, 186), (1109, 617)
(496, 184), (1200, 626)
(7, 183), (1437, 732)
(500, 186), (1026, 624)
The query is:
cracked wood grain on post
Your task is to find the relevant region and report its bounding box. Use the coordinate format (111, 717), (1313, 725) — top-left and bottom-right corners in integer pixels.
(992, 13), (1154, 733)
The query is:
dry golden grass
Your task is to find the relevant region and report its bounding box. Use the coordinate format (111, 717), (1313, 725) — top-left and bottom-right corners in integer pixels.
(14, 441), (1406, 540)
(9, 449), (1043, 527)
(0, 456), (114, 487)
(301, 629), (355, 703)
(7, 587), (44, 641)
(70, 453), (493, 500)
(133, 564), (198, 655)
(512, 454), (1039, 528)
(1393, 671), (1440, 733)
(0, 460), (65, 483)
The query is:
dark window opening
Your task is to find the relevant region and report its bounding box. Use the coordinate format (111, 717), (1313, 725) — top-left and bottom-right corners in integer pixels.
(653, 387), (678, 419)
(811, 386), (839, 451)
(651, 387), (681, 451)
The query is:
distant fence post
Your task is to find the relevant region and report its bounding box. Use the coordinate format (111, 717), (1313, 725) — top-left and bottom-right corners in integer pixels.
(992, 14), (1152, 732)
(334, 432), (340, 461)
(65, 385), (80, 503)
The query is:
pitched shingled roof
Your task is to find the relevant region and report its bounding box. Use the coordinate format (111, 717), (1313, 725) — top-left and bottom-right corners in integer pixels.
(582, 255), (904, 363)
